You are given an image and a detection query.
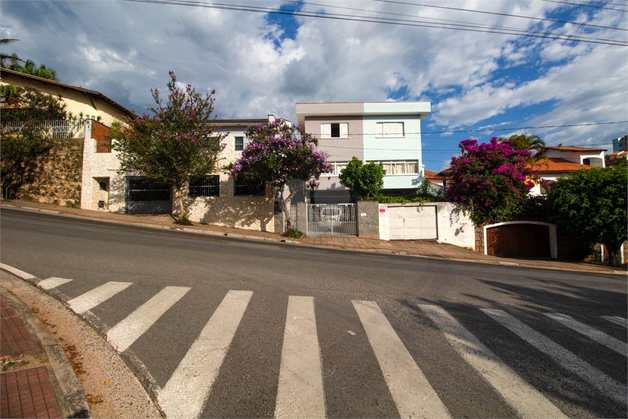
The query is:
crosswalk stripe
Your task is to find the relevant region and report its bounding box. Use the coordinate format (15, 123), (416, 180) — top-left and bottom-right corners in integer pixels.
(107, 286), (191, 352)
(482, 309), (628, 404)
(545, 313), (627, 356)
(275, 296), (325, 419)
(354, 301), (451, 419)
(602, 316), (628, 328)
(37, 277), (73, 290)
(67, 282), (132, 314)
(157, 290), (253, 419)
(419, 305), (566, 419)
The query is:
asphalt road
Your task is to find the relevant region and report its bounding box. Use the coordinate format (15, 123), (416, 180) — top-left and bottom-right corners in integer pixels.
(1, 208), (626, 418)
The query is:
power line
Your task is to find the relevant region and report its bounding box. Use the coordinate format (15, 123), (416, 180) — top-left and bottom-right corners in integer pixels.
(541, 0), (628, 12)
(372, 0), (628, 32)
(121, 0), (628, 47)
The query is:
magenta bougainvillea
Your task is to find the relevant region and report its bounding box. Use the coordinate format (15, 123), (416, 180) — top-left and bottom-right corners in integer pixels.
(231, 120), (331, 230)
(446, 137), (536, 225)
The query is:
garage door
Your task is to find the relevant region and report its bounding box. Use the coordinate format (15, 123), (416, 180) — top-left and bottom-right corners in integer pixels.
(487, 223), (550, 258)
(388, 205), (437, 240)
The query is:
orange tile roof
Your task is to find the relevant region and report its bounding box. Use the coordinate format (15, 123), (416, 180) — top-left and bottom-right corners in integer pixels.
(545, 146), (607, 152)
(424, 170), (440, 178)
(532, 158), (596, 173)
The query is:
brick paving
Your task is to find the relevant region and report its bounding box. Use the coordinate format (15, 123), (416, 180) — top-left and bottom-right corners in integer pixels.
(1, 301), (63, 419)
(1, 300), (41, 357)
(1, 368), (62, 419)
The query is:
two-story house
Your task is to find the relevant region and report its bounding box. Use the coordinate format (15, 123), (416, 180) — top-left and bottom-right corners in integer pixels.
(529, 146), (607, 195)
(296, 101), (431, 202)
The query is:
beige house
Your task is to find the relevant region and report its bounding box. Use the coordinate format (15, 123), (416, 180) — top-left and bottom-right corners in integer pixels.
(1, 68), (132, 126)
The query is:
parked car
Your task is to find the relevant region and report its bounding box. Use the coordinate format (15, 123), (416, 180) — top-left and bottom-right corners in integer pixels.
(320, 207), (341, 224)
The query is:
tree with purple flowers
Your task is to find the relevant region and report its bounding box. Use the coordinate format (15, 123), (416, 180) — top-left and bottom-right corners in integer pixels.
(446, 137), (536, 225)
(231, 121), (331, 232)
(113, 71), (226, 222)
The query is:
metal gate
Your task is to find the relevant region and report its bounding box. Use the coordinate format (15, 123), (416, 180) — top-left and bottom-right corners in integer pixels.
(307, 203), (357, 237)
(126, 177), (172, 214)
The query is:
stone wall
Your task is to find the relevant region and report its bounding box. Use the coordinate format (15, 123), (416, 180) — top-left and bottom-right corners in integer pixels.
(16, 138), (83, 207)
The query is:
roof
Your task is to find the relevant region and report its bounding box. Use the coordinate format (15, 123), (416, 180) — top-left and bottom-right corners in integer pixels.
(545, 146), (607, 152)
(1, 68), (133, 118)
(532, 158), (597, 172)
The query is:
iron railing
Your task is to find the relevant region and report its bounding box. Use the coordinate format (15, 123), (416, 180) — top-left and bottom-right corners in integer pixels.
(1, 120), (85, 139)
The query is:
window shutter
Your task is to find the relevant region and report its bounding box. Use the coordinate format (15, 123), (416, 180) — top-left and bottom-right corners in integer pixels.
(321, 123), (331, 138)
(376, 123), (383, 137)
(340, 123), (348, 137)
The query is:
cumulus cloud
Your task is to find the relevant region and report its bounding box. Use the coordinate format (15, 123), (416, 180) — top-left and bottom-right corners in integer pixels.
(1, 0), (626, 164)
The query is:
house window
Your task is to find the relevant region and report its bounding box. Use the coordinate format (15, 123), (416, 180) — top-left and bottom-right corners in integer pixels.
(235, 137), (244, 151)
(328, 162), (349, 176)
(234, 177), (265, 196)
(321, 123), (348, 138)
(127, 178), (171, 202)
(376, 122), (404, 138)
(374, 160), (419, 175)
(189, 175), (219, 197)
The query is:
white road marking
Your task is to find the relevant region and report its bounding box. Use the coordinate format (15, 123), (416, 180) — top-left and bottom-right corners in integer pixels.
(354, 301), (451, 419)
(38, 277), (73, 290)
(602, 316), (628, 328)
(275, 296), (325, 419)
(0, 263), (35, 280)
(107, 286), (191, 352)
(545, 313), (627, 356)
(67, 281), (132, 314)
(419, 305), (566, 419)
(482, 308), (628, 404)
(157, 290), (253, 419)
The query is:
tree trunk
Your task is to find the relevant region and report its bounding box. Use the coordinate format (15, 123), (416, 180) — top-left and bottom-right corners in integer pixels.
(173, 184), (185, 219)
(606, 243), (623, 267)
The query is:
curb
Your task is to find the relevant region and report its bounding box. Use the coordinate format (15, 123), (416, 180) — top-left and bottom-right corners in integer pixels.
(0, 286), (91, 418)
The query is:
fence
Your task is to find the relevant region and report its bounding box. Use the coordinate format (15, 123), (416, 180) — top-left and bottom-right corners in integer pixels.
(1, 120), (85, 139)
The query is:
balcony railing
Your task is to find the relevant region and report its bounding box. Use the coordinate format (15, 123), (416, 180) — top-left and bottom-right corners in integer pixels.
(1, 120), (86, 139)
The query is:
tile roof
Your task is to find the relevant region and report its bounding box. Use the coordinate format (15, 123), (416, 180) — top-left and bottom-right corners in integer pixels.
(545, 146), (607, 152)
(532, 158), (596, 173)
(1, 68), (133, 118)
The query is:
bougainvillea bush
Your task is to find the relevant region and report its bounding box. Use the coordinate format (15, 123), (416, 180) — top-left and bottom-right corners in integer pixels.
(231, 120), (331, 231)
(446, 137), (536, 225)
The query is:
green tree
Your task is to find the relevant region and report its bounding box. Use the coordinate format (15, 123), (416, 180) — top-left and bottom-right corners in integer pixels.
(0, 39), (21, 67)
(8, 58), (57, 80)
(113, 71), (226, 222)
(231, 120), (331, 231)
(548, 161), (627, 266)
(499, 133), (546, 164)
(339, 157), (385, 200)
(1, 87), (74, 198)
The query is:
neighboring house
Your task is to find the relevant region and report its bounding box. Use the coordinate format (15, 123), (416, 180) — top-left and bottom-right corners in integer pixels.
(529, 146), (607, 195)
(606, 151), (628, 166)
(296, 101), (431, 202)
(81, 115), (283, 232)
(1, 68), (133, 126)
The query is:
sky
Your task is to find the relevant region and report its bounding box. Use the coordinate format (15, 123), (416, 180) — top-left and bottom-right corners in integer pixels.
(1, 0), (627, 172)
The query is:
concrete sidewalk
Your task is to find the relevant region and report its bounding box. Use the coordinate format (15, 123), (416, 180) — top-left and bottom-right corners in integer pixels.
(2, 200), (626, 276)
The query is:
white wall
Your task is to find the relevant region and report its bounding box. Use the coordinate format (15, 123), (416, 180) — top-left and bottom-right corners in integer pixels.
(378, 202), (474, 249)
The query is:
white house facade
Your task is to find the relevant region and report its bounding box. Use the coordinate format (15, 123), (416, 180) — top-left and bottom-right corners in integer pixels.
(81, 115), (283, 232)
(296, 101), (431, 202)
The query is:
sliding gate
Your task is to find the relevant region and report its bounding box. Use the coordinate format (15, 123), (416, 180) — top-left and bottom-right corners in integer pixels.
(307, 203), (357, 237)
